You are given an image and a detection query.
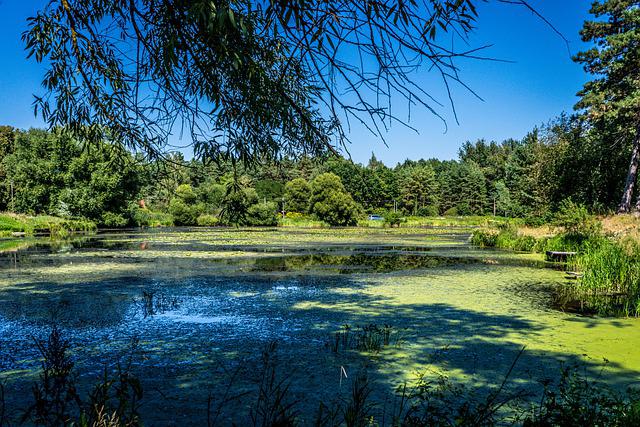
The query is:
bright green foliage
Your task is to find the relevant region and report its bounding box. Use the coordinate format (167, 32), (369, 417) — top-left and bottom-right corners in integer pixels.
(553, 199), (602, 237)
(284, 178), (311, 213)
(175, 184), (197, 204)
(310, 173), (361, 226)
(196, 180), (226, 211)
(312, 192), (361, 226)
(101, 212), (128, 228)
(384, 212), (406, 228)
(572, 240), (640, 316)
(1, 129), (141, 221)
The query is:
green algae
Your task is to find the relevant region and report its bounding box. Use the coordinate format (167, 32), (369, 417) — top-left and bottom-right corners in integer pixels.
(2, 227), (640, 424)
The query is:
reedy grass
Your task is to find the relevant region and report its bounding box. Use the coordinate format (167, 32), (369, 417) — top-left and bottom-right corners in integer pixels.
(568, 240), (640, 317)
(0, 213), (96, 237)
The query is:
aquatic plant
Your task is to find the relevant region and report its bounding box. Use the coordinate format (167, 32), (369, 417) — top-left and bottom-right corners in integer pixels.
(250, 341), (299, 427)
(329, 324), (402, 354)
(341, 373), (375, 427)
(16, 328), (144, 427)
(569, 240), (640, 316)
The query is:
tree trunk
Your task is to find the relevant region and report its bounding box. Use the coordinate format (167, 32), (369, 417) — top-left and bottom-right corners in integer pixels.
(618, 131), (640, 214)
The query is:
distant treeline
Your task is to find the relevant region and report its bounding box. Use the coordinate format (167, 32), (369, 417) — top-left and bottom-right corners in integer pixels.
(0, 114), (630, 227)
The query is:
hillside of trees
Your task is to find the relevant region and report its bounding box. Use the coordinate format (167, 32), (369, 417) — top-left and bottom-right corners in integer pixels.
(0, 112), (633, 228)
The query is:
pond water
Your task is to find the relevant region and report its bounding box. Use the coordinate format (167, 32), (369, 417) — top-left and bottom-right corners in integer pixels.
(1, 227), (640, 424)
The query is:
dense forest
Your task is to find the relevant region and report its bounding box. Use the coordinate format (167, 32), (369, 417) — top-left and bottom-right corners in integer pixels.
(0, 112), (633, 228)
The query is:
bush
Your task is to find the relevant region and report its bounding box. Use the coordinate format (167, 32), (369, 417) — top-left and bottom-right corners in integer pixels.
(416, 205), (439, 217)
(384, 212), (406, 227)
(168, 199), (197, 225)
(196, 214), (219, 226)
(175, 184), (197, 204)
(284, 178), (311, 213)
(312, 192), (360, 226)
(245, 202), (279, 226)
(129, 206), (173, 227)
(100, 212), (128, 228)
(443, 207), (458, 216)
(553, 199), (601, 237)
(310, 173), (360, 226)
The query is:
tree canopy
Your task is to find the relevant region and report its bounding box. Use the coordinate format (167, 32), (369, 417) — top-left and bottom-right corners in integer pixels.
(24, 0), (541, 165)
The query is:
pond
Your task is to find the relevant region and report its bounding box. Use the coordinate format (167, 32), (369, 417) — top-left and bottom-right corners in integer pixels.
(1, 227), (640, 424)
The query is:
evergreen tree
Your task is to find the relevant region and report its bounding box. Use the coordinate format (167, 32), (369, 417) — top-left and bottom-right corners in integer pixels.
(574, 0), (640, 213)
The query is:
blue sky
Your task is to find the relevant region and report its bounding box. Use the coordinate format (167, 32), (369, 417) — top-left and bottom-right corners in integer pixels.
(0, 1), (592, 166)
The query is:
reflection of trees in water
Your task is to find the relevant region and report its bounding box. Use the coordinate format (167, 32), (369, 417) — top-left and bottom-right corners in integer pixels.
(0, 282), (132, 328)
(251, 253), (465, 273)
(138, 290), (180, 318)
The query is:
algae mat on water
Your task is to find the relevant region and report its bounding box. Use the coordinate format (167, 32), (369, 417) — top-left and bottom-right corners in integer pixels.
(1, 227), (639, 424)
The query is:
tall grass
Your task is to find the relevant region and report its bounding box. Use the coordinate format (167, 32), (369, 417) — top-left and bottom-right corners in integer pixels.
(569, 240), (640, 316)
(0, 213), (96, 237)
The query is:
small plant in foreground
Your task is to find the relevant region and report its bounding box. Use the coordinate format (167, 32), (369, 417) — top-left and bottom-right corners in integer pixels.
(523, 365), (640, 426)
(22, 327), (81, 426)
(328, 324), (402, 354)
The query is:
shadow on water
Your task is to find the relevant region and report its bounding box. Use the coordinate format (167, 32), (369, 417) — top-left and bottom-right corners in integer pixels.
(1, 270), (639, 424)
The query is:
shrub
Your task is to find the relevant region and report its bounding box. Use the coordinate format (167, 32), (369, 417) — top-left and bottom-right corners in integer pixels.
(129, 206), (173, 227)
(100, 212), (128, 228)
(196, 214), (219, 226)
(245, 202), (279, 226)
(312, 192), (360, 226)
(443, 207), (458, 216)
(168, 199), (204, 226)
(553, 199), (601, 237)
(284, 178), (311, 213)
(416, 205), (439, 217)
(310, 173), (361, 226)
(175, 184), (197, 204)
(384, 212), (406, 228)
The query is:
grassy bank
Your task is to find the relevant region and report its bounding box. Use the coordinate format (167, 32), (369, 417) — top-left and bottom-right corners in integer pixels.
(471, 214), (640, 317)
(0, 213), (96, 237)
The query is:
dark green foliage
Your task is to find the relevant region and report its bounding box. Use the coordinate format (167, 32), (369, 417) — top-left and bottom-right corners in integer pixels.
(310, 173), (361, 226)
(250, 342), (298, 427)
(384, 212), (406, 228)
(22, 327), (81, 426)
(100, 212), (128, 228)
(169, 199), (202, 226)
(523, 366), (640, 427)
(1, 129), (142, 222)
(284, 178), (311, 213)
(219, 185), (259, 226)
(574, 0), (640, 213)
(245, 202), (279, 226)
(399, 166), (439, 215)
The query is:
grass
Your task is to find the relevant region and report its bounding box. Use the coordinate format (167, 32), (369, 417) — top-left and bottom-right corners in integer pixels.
(471, 217), (640, 317)
(0, 213), (96, 237)
(566, 239), (640, 316)
(328, 324), (403, 354)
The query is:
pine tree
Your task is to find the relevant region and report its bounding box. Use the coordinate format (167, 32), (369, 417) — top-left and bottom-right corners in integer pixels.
(574, 1), (640, 213)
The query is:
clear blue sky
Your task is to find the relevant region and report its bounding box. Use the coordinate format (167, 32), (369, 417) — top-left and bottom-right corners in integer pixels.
(0, 1), (592, 166)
